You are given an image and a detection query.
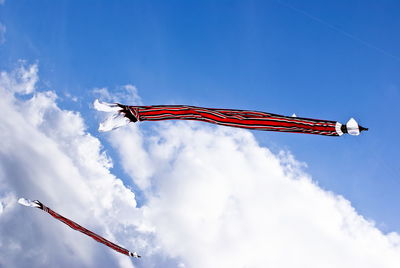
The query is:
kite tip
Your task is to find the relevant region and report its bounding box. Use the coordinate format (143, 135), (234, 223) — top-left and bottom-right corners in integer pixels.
(336, 118), (368, 136)
(338, 118), (368, 136)
(129, 252), (141, 258)
(346, 118), (363, 136)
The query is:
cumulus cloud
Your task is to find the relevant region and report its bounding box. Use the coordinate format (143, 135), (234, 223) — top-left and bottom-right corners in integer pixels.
(0, 64), (146, 268)
(2, 62), (400, 268)
(111, 122), (400, 268)
(0, 62), (38, 94)
(93, 84), (142, 105)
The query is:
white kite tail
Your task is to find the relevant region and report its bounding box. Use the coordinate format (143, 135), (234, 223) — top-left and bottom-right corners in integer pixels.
(93, 99), (131, 132)
(18, 198), (42, 208)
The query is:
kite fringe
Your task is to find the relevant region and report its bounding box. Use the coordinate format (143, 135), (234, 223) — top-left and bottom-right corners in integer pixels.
(335, 122), (343, 136)
(18, 198), (41, 208)
(94, 99), (131, 132)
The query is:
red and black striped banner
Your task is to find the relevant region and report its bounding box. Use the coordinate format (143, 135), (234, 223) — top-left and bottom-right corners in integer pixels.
(120, 104), (343, 136)
(18, 198), (140, 258)
(94, 100), (367, 136)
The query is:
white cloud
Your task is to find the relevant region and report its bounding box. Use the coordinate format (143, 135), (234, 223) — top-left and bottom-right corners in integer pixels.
(0, 64), (147, 268)
(108, 126), (155, 190)
(93, 84), (142, 105)
(64, 92), (79, 102)
(112, 122), (400, 268)
(0, 62), (38, 94)
(2, 62), (400, 268)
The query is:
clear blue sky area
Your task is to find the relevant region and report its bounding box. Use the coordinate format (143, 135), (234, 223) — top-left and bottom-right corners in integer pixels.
(1, 0), (399, 232)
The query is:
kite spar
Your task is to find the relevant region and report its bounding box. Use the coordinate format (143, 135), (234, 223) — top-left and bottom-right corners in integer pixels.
(94, 100), (368, 136)
(18, 198), (141, 258)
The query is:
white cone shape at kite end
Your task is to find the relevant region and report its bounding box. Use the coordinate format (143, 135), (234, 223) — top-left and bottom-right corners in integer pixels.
(18, 198), (40, 208)
(130, 252), (141, 258)
(99, 113), (131, 132)
(93, 99), (121, 112)
(346, 118), (360, 136)
(291, 113), (297, 117)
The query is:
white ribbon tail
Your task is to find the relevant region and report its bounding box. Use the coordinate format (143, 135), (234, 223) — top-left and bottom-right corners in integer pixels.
(93, 99), (121, 112)
(99, 112), (131, 132)
(94, 99), (131, 132)
(18, 198), (41, 208)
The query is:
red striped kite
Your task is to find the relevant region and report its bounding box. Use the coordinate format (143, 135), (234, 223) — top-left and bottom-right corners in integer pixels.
(94, 100), (367, 136)
(18, 198), (140, 258)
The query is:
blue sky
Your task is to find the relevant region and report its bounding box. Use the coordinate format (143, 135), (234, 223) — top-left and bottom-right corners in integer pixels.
(1, 1), (400, 266)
